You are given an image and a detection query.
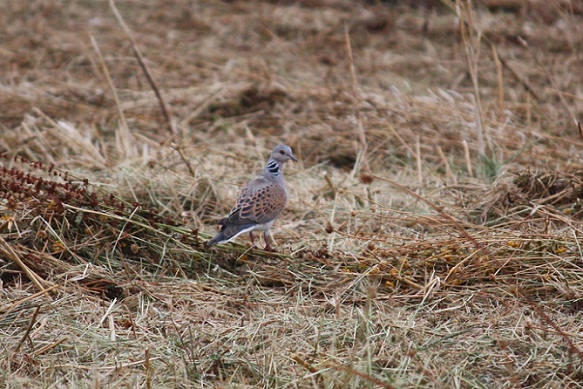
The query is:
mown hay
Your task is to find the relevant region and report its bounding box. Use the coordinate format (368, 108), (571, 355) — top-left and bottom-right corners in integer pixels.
(1, 0), (583, 387)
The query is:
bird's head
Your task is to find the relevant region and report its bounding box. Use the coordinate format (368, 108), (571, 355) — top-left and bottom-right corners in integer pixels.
(271, 144), (297, 163)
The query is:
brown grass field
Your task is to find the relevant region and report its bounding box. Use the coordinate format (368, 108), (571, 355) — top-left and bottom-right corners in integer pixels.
(1, 0), (583, 387)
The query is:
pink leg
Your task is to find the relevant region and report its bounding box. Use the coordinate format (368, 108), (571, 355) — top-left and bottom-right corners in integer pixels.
(263, 231), (274, 252)
(249, 232), (256, 247)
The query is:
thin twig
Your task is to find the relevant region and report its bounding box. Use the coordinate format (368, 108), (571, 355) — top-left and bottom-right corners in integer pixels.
(440, 0), (541, 101)
(462, 139), (473, 177)
(324, 361), (396, 389)
(518, 287), (583, 362)
(491, 45), (505, 111)
(90, 35), (134, 158)
(108, 0), (196, 177)
(15, 306), (41, 352)
(145, 348), (152, 389)
(344, 25), (368, 173)
(0, 236), (54, 293)
(0, 285), (59, 314)
(291, 354), (318, 373)
(436, 146), (453, 180)
(33, 337), (67, 357)
(492, 47), (541, 101)
(108, 0), (176, 137)
(457, 0), (486, 156)
(416, 135), (422, 184)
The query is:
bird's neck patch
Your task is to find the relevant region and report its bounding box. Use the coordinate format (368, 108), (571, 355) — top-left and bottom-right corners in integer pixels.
(266, 160), (280, 176)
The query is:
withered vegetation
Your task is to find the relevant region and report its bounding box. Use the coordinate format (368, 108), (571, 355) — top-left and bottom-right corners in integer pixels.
(1, 0), (582, 387)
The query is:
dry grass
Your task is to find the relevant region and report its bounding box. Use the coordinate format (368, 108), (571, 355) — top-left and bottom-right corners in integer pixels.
(1, 0), (583, 387)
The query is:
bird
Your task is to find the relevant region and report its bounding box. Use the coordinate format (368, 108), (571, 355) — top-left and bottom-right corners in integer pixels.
(206, 144), (297, 251)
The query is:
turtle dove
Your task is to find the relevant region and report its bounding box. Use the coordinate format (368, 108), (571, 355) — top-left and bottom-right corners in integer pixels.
(206, 144), (297, 251)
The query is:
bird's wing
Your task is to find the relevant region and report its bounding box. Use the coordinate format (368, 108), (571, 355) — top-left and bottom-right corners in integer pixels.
(222, 177), (287, 226)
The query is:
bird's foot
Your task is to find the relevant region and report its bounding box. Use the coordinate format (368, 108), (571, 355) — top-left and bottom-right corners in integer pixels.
(263, 243), (276, 252)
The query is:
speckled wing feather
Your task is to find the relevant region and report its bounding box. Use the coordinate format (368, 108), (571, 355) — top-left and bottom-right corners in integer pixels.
(221, 176), (287, 227)
(207, 177), (287, 246)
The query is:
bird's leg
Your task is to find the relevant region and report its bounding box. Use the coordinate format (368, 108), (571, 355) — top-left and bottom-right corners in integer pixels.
(249, 232), (256, 247)
(263, 231), (274, 252)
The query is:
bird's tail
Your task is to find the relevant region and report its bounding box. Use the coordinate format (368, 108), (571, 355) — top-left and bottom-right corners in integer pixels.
(206, 223), (256, 248)
(205, 232), (228, 248)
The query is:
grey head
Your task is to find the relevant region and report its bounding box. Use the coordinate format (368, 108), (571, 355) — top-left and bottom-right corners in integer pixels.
(271, 144), (297, 163)
(264, 144), (297, 179)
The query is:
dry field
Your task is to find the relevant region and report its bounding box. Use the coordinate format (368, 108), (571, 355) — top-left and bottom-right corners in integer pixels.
(1, 0), (583, 387)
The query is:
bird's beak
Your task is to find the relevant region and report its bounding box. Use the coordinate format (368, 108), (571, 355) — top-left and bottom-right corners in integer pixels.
(290, 155), (298, 162)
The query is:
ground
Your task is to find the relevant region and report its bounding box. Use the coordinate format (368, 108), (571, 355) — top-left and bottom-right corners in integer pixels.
(1, 0), (582, 388)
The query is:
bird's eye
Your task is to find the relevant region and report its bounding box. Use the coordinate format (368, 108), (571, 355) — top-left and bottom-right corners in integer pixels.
(279, 150), (285, 155)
